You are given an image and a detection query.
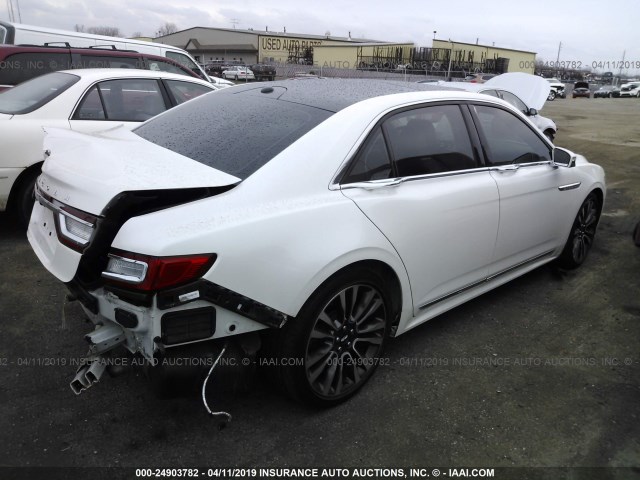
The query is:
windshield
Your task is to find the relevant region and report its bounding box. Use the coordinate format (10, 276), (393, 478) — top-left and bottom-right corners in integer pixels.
(134, 88), (332, 180)
(0, 72), (79, 114)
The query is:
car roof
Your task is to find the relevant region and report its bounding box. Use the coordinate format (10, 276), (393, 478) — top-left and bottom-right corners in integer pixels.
(55, 68), (212, 85)
(221, 78), (464, 112)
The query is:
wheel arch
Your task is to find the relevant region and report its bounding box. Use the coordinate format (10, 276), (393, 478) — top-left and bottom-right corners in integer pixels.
(7, 161), (42, 213)
(299, 258), (406, 336)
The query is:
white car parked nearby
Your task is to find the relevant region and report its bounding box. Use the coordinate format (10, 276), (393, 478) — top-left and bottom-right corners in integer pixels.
(619, 81), (640, 98)
(222, 66), (255, 81)
(0, 69), (218, 226)
(28, 79), (605, 407)
(429, 72), (558, 141)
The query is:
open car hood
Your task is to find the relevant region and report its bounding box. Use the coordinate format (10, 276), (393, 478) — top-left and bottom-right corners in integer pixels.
(485, 73), (551, 110)
(574, 82), (589, 89)
(39, 126), (240, 216)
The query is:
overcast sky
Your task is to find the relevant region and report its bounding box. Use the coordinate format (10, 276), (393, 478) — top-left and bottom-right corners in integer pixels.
(3, 0), (639, 75)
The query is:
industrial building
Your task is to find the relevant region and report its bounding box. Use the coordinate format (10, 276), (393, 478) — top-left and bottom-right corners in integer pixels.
(154, 27), (536, 75)
(154, 27), (380, 65)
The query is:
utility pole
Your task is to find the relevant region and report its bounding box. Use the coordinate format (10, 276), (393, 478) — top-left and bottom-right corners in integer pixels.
(618, 50), (626, 82)
(555, 41), (562, 78)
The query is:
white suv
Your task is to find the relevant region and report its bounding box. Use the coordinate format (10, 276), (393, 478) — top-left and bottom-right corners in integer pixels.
(619, 82), (640, 98)
(545, 78), (566, 100)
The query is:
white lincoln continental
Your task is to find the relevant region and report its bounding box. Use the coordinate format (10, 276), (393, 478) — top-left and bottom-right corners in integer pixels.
(28, 79), (605, 406)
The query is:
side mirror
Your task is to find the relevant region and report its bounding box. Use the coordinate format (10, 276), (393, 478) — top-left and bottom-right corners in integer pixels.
(552, 147), (576, 167)
(528, 107), (538, 116)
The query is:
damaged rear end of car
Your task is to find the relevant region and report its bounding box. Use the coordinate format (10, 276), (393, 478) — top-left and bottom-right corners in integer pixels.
(27, 126), (267, 409)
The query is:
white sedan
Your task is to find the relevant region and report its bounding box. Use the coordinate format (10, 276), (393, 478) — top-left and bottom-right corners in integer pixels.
(222, 66), (255, 81)
(28, 79), (605, 407)
(428, 73), (558, 141)
(0, 68), (218, 226)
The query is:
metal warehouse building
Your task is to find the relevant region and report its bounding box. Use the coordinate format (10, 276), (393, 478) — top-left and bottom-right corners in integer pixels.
(154, 27), (536, 75)
(154, 27), (381, 65)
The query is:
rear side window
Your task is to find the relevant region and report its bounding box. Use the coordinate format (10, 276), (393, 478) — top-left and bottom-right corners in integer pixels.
(0, 71), (79, 114)
(384, 105), (477, 176)
(0, 52), (72, 86)
(134, 90), (332, 179)
(79, 78), (167, 122)
(342, 127), (392, 183)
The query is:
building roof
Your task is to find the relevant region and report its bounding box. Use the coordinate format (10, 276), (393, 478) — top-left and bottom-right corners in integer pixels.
(433, 38), (536, 55)
(156, 26), (382, 44)
(314, 42), (414, 48)
(185, 39), (257, 52)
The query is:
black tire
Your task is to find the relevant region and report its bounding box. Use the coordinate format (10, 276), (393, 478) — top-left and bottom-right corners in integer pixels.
(274, 267), (392, 406)
(544, 129), (555, 142)
(547, 90), (556, 101)
(556, 192), (601, 269)
(13, 169), (40, 229)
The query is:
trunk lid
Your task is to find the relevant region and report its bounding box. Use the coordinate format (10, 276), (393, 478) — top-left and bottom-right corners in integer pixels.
(485, 72), (551, 110)
(39, 126), (240, 215)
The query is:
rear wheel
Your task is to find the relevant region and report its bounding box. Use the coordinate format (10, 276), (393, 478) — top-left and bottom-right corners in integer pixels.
(275, 267), (391, 406)
(556, 192), (601, 269)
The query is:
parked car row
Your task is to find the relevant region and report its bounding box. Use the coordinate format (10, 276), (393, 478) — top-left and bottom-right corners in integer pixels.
(204, 62), (276, 81)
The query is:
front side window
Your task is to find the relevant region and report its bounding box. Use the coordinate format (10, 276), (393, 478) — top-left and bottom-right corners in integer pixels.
(383, 104), (477, 176)
(472, 105), (551, 166)
(498, 90), (528, 114)
(0, 71), (79, 114)
(93, 79), (166, 122)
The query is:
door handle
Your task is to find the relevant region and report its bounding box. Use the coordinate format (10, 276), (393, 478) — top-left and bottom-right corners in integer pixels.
(494, 164), (520, 173)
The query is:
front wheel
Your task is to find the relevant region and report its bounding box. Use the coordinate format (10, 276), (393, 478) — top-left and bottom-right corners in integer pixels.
(547, 90), (556, 101)
(544, 129), (555, 142)
(275, 267), (392, 406)
(556, 192), (601, 269)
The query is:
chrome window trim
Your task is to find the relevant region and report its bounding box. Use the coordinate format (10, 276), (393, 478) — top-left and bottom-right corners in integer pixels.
(338, 166), (492, 190)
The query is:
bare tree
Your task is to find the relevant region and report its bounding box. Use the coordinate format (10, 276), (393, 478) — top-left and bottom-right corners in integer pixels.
(131, 31), (143, 38)
(87, 26), (122, 37)
(74, 25), (122, 36)
(156, 22), (178, 37)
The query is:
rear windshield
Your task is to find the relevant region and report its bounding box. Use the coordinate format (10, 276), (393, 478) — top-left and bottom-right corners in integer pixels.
(0, 71), (79, 114)
(134, 89), (332, 179)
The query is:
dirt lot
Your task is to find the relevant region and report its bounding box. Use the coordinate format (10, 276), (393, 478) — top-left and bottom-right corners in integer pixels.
(0, 96), (639, 479)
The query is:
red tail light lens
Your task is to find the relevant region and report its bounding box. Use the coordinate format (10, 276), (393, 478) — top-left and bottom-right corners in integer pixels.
(102, 250), (216, 292)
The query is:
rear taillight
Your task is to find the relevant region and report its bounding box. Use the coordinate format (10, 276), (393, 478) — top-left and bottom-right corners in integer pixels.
(35, 184), (97, 252)
(102, 250), (216, 292)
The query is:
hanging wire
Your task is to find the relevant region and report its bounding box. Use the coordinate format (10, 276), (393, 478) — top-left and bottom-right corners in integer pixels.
(201, 342), (232, 423)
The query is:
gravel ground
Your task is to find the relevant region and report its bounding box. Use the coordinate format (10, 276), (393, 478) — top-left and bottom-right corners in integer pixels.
(0, 95), (638, 480)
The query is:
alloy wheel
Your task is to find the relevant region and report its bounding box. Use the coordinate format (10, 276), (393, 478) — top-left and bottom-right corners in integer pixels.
(305, 284), (387, 398)
(570, 195), (598, 264)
